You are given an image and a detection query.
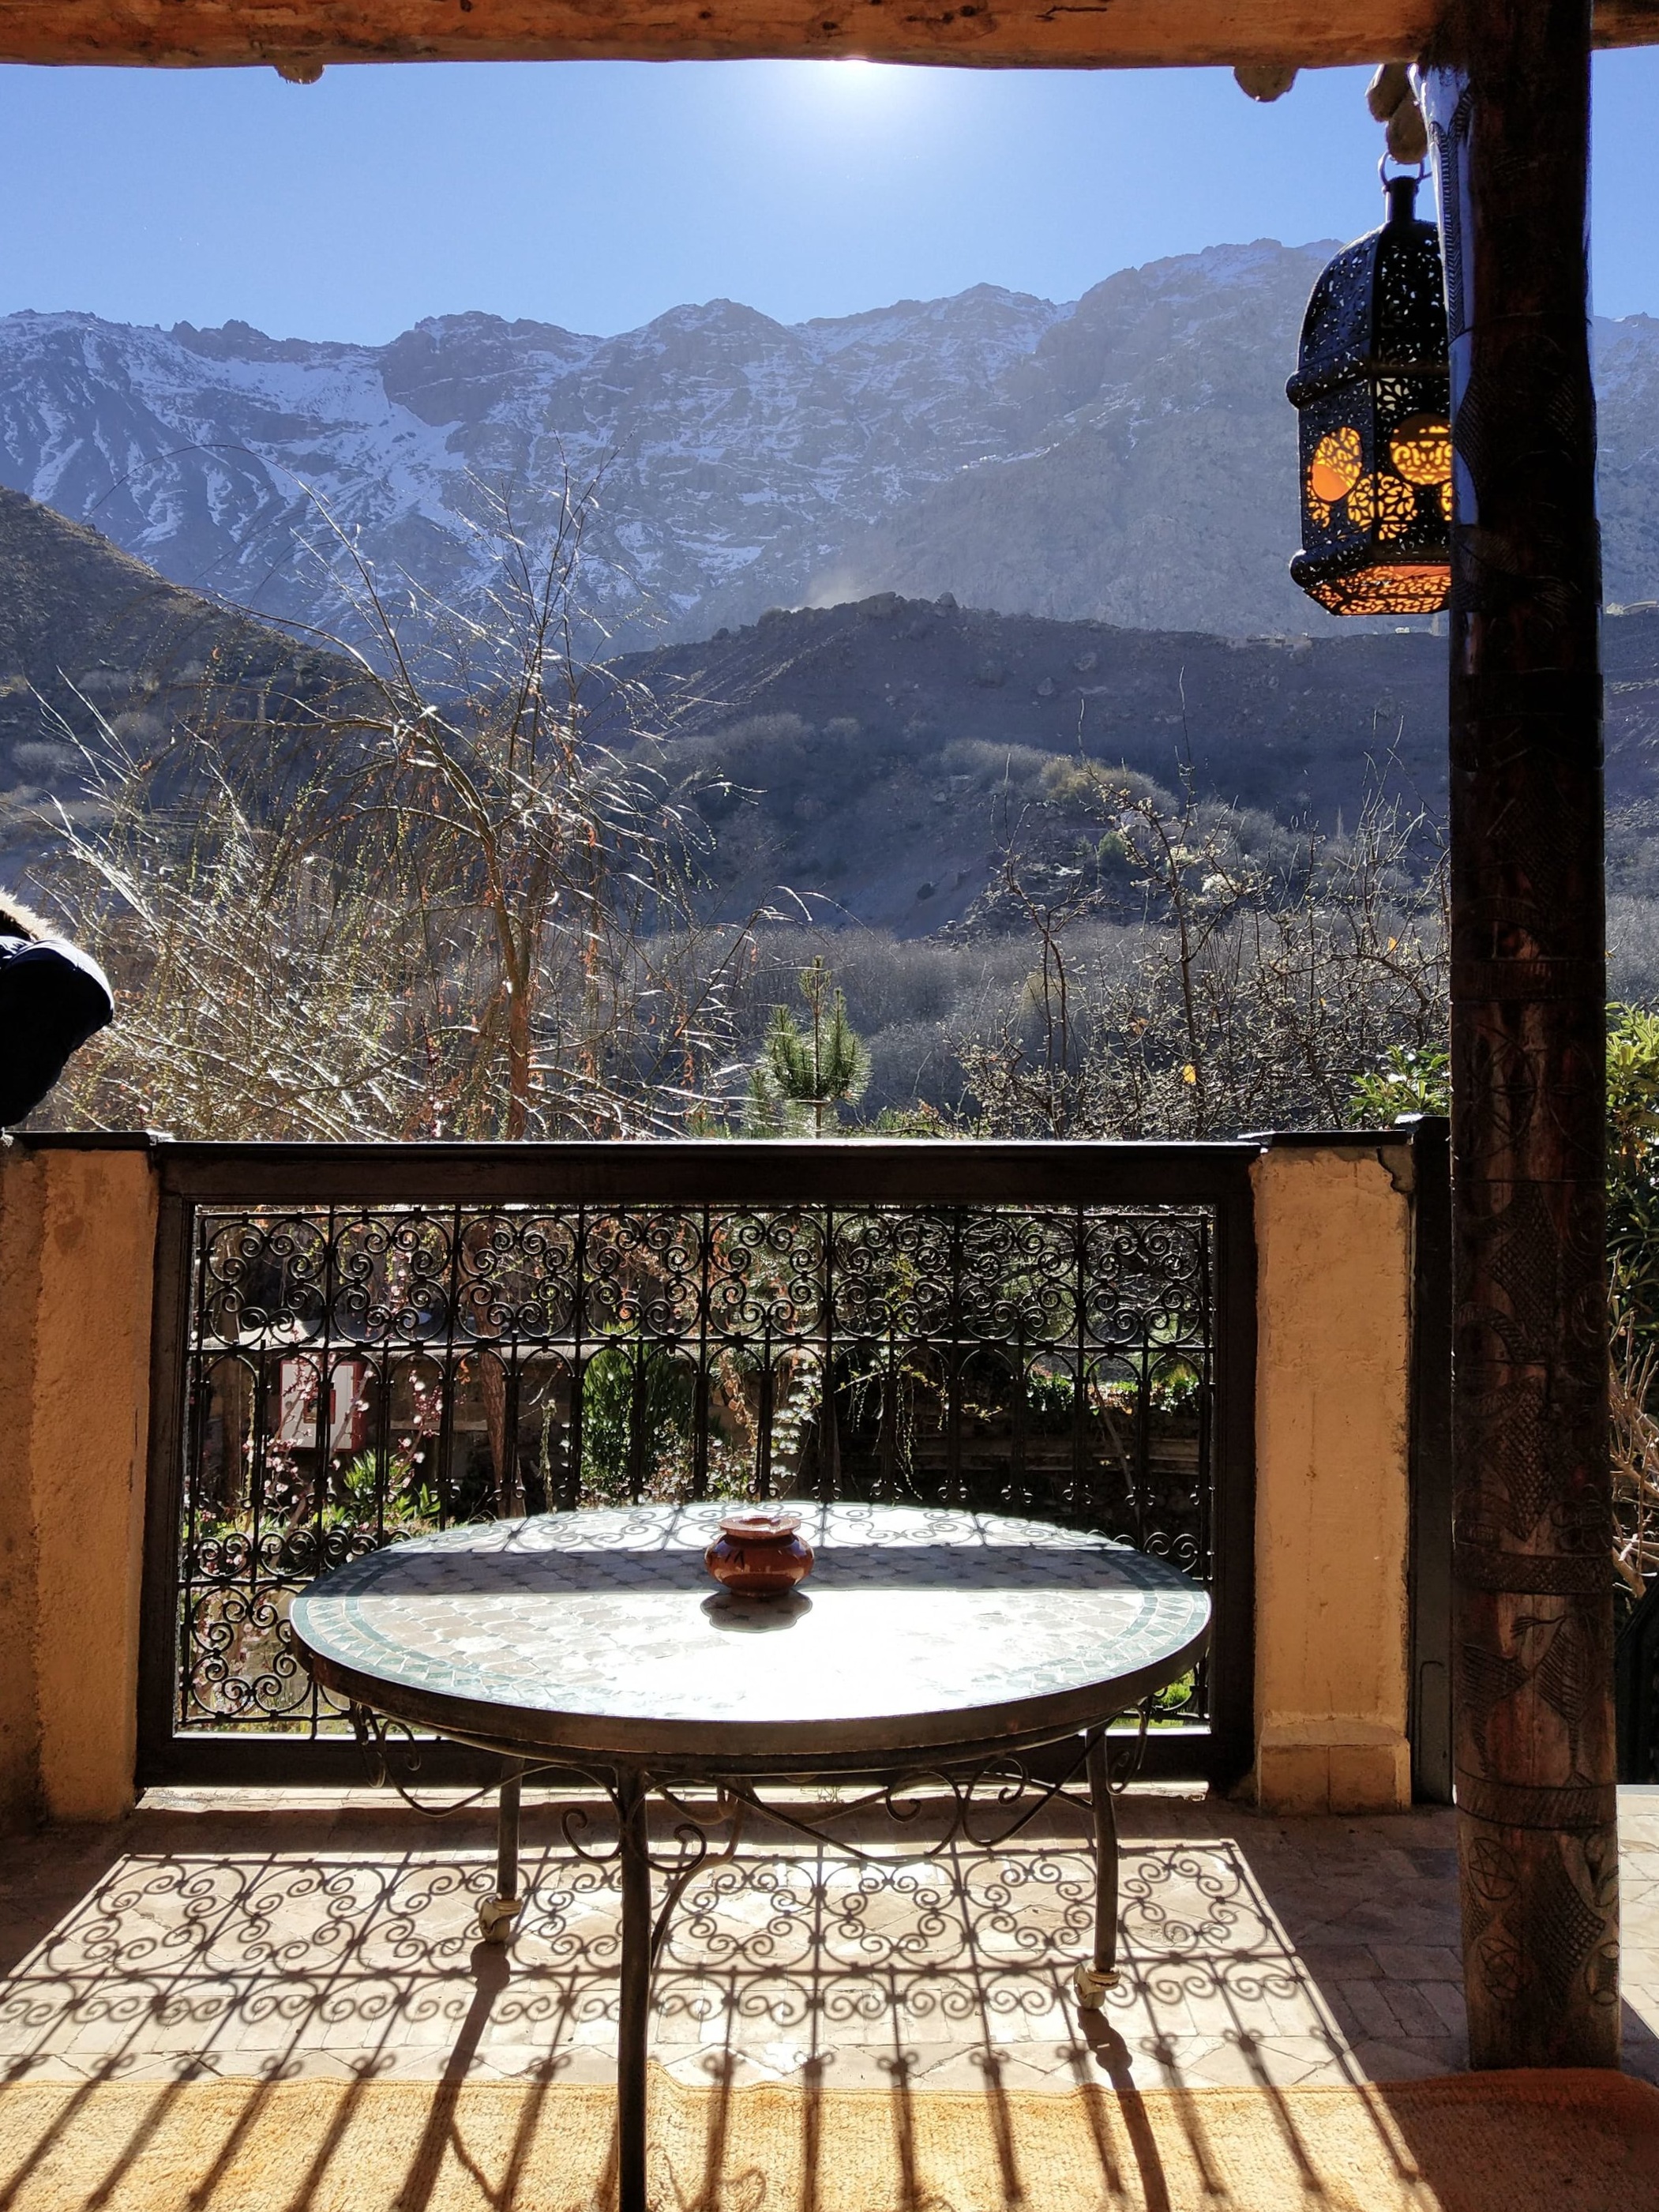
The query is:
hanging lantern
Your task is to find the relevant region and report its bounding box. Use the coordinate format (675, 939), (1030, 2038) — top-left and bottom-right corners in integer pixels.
(1287, 171), (1451, 618)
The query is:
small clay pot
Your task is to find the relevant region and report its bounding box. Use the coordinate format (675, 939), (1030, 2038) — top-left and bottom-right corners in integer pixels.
(704, 1510), (815, 1598)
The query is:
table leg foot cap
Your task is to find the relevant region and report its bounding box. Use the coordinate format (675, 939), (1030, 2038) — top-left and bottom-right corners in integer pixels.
(479, 1896), (521, 1942)
(1072, 1965), (1120, 2009)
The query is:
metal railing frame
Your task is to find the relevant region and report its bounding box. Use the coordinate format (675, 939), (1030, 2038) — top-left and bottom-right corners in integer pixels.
(137, 1139), (1259, 1790)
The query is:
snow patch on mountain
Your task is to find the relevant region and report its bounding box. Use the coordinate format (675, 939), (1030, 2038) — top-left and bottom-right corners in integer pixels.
(2, 242), (1656, 650)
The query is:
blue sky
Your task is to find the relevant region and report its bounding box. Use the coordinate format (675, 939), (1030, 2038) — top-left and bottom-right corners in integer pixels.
(2, 51), (1656, 341)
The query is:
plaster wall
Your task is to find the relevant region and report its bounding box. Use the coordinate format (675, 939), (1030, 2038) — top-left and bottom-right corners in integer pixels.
(1250, 1140), (1415, 1813)
(0, 1140), (156, 1827)
(0, 1132), (1424, 1828)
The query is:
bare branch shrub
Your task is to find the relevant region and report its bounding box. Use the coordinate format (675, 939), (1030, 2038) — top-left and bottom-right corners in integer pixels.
(958, 761), (1448, 1139)
(1612, 1307), (1659, 1601)
(28, 479), (749, 1140)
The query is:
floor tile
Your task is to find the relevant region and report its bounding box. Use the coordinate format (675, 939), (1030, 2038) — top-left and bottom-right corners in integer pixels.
(0, 1788), (1642, 2098)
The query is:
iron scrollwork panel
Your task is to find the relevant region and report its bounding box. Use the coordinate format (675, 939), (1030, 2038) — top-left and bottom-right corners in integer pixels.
(173, 1200), (1217, 1741)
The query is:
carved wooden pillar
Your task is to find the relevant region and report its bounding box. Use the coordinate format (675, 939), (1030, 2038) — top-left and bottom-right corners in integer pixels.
(1423, 0), (1620, 2069)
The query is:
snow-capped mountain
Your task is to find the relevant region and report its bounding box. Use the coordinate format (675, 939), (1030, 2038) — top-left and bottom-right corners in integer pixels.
(3, 241), (1657, 650)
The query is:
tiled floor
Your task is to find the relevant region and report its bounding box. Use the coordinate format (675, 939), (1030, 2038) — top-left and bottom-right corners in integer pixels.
(0, 1786), (1654, 2096)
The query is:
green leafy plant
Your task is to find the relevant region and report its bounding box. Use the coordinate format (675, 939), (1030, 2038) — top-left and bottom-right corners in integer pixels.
(1348, 1010), (1659, 1603)
(1348, 1042), (1449, 1123)
(579, 1345), (696, 1500)
(328, 1450), (441, 1531)
(1349, 1012), (1659, 1350)
(1607, 1005), (1659, 1350)
(747, 956), (870, 1137)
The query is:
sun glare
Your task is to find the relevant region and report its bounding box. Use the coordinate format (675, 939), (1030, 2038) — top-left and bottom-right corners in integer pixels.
(797, 57), (911, 102)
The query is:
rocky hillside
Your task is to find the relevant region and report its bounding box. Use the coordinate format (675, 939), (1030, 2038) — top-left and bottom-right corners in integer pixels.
(0, 486), (353, 857)
(5, 247), (1657, 652)
(8, 484), (1659, 953)
(603, 591), (1659, 937)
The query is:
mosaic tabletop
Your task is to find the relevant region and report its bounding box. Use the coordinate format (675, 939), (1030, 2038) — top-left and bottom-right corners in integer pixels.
(291, 1502), (1210, 1767)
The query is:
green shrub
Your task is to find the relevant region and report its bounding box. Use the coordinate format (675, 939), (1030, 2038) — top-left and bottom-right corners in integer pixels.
(580, 1346), (696, 1500)
(1350, 1008), (1659, 1352)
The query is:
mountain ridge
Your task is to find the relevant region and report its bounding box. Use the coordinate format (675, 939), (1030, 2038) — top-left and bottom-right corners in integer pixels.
(5, 485), (1659, 971)
(602, 589), (1659, 936)
(11, 239), (1655, 654)
(0, 484), (357, 858)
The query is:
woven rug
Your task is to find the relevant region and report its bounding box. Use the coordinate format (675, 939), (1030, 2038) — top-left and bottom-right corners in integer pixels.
(0, 2065), (1653, 2210)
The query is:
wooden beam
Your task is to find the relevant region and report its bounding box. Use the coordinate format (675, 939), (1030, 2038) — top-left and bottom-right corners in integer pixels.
(0, 0), (1653, 72)
(1424, 2), (1620, 2071)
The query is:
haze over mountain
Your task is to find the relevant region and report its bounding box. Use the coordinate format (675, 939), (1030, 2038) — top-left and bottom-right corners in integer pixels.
(9, 475), (1659, 1072)
(6, 242), (1658, 655)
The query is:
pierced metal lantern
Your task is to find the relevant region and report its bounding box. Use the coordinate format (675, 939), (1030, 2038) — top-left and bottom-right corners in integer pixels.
(1287, 171), (1451, 618)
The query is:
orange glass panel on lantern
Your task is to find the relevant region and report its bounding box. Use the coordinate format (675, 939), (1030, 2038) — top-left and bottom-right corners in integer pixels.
(1310, 427), (1364, 505)
(1300, 564), (1453, 618)
(1346, 471), (1417, 537)
(1287, 173), (1451, 618)
(1390, 413), (1452, 486)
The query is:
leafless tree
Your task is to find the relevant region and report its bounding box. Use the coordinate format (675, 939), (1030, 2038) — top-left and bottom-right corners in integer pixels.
(959, 759), (1448, 1140)
(28, 477), (753, 1140)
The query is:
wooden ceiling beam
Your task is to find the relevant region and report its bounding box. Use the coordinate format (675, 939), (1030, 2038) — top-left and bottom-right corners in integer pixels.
(0, 0), (1653, 73)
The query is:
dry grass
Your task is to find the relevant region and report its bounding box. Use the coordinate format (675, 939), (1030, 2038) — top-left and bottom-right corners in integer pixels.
(28, 480), (753, 1142)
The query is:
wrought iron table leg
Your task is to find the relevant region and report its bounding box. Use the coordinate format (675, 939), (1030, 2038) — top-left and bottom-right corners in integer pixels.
(616, 1771), (653, 2212)
(1073, 1731), (1121, 2010)
(479, 1757), (524, 1942)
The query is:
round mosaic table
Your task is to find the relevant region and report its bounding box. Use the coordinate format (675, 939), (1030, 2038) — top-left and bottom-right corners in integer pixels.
(292, 1501), (1209, 2212)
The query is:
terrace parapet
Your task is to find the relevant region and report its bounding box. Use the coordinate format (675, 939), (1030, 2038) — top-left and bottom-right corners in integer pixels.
(0, 1129), (1446, 1828)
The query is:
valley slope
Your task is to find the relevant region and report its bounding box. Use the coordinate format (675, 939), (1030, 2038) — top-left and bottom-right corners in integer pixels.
(606, 591), (1659, 937)
(0, 485), (356, 854)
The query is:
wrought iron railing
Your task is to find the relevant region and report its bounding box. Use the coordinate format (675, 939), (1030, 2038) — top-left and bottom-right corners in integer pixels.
(139, 1143), (1256, 1785)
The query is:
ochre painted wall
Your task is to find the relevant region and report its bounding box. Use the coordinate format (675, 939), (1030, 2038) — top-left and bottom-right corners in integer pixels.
(1251, 1140), (1415, 1814)
(0, 1140), (156, 1827)
(0, 1133), (1424, 1826)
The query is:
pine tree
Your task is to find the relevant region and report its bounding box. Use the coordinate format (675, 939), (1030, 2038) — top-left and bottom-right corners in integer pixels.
(746, 957), (870, 1137)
